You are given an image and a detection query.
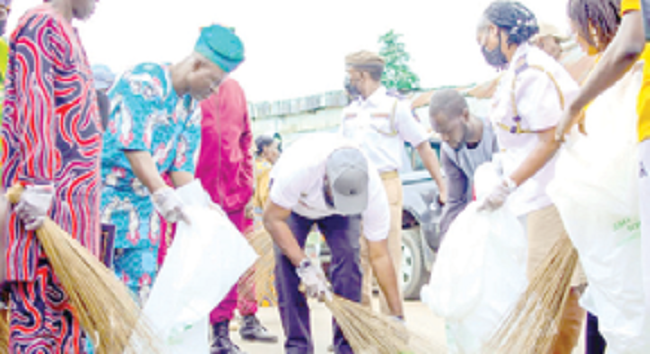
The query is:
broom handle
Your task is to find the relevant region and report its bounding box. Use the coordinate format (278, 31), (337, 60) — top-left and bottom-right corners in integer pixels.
(5, 185), (24, 205)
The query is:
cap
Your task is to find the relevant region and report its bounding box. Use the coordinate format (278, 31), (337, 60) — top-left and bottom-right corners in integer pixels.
(195, 24), (245, 73)
(326, 148), (369, 215)
(92, 64), (115, 90)
(345, 50), (385, 71)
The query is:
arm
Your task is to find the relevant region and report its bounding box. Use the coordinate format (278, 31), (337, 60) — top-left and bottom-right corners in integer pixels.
(509, 128), (560, 186)
(557, 10), (645, 138)
(439, 150), (469, 237)
(367, 239), (404, 317)
(416, 142), (447, 203)
(124, 151), (166, 193)
(170, 107), (203, 188)
(263, 202), (306, 266)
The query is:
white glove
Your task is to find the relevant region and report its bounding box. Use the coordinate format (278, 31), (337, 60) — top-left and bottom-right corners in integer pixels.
(151, 186), (190, 224)
(296, 258), (331, 301)
(15, 184), (55, 231)
(478, 177), (517, 212)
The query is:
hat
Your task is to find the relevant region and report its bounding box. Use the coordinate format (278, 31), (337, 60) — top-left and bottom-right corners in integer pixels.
(195, 24), (245, 73)
(532, 22), (569, 43)
(92, 64), (115, 90)
(345, 51), (385, 70)
(326, 147), (369, 215)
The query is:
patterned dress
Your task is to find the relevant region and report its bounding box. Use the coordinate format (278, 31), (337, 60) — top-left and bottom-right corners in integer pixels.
(100, 62), (201, 300)
(0, 5), (102, 352)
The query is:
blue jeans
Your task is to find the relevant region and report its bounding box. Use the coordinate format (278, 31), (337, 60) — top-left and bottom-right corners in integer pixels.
(275, 212), (362, 354)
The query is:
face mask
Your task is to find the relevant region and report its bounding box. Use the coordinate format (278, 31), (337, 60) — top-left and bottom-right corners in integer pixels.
(481, 32), (509, 69)
(344, 75), (361, 98)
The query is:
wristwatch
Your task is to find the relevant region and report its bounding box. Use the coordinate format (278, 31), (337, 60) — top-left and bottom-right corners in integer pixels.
(298, 258), (312, 271)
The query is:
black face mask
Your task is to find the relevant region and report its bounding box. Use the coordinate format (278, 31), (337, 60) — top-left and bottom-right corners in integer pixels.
(481, 32), (509, 69)
(0, 20), (7, 37)
(344, 76), (361, 98)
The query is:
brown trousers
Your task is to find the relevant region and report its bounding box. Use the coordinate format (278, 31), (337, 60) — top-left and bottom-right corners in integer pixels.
(360, 173), (403, 314)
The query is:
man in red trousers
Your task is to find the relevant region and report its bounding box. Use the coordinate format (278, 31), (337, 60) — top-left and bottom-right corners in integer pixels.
(196, 78), (278, 354)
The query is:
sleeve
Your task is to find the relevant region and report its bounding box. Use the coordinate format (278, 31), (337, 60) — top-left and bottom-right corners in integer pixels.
(621, 0), (640, 15)
(394, 100), (430, 147)
(361, 169), (391, 241)
(113, 66), (163, 152)
(172, 106), (201, 173)
(10, 19), (57, 184)
(254, 166), (272, 208)
(268, 162), (308, 210)
(438, 150), (469, 238)
(515, 69), (575, 132)
(240, 92), (254, 191)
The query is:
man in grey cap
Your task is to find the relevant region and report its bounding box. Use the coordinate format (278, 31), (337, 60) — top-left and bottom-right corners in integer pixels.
(263, 133), (403, 354)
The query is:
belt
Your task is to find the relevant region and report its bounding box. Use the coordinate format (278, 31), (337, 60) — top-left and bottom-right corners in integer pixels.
(380, 170), (399, 180)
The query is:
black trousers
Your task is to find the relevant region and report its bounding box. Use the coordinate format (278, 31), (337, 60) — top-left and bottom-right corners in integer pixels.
(275, 212), (362, 354)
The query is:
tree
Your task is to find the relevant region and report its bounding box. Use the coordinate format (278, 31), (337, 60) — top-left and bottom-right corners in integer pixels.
(378, 30), (420, 92)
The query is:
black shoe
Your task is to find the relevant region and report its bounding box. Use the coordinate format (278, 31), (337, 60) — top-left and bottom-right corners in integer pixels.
(239, 315), (279, 343)
(211, 320), (247, 354)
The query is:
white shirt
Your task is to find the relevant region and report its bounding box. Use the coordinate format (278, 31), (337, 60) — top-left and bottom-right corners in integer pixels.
(269, 134), (390, 241)
(340, 86), (430, 172)
(489, 44), (579, 216)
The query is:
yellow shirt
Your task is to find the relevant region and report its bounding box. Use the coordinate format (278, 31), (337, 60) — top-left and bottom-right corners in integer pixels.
(621, 0), (650, 141)
(253, 157), (273, 209)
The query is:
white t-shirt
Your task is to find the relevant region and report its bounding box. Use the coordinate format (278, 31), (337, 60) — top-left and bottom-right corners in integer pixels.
(269, 133), (390, 241)
(340, 86), (430, 172)
(489, 44), (579, 216)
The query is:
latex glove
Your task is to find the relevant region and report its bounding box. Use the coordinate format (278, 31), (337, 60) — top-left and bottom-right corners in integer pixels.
(151, 186), (190, 224)
(478, 177), (516, 212)
(296, 258), (331, 301)
(15, 184), (54, 231)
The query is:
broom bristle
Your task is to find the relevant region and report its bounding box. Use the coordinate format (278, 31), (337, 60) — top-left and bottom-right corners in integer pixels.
(7, 186), (160, 354)
(487, 235), (578, 354)
(325, 295), (447, 354)
(0, 307), (7, 354)
(246, 229), (277, 306)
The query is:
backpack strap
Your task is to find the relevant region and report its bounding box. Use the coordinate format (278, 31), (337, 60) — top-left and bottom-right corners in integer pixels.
(371, 97), (400, 137)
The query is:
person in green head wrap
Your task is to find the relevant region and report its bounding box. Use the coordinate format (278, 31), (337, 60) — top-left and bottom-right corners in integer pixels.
(98, 24), (245, 350)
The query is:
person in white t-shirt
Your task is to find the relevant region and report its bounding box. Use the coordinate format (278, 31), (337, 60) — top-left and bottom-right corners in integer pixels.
(476, 2), (586, 353)
(263, 133), (403, 354)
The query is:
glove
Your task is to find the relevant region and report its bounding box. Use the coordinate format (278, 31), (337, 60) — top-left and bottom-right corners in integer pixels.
(478, 177), (517, 212)
(15, 184), (55, 231)
(390, 316), (409, 344)
(296, 258), (331, 301)
(151, 186), (190, 224)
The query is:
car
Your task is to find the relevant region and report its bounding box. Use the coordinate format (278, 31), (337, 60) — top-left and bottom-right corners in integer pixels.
(314, 138), (444, 300)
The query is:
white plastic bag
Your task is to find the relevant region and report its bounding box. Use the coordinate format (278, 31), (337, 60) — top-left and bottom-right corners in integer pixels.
(421, 163), (527, 353)
(139, 180), (258, 353)
(547, 63), (649, 354)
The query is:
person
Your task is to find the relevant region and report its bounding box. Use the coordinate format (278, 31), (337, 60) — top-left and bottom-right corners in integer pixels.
(100, 25), (242, 310)
(428, 89), (499, 238)
(0, 0), (11, 127)
(531, 22), (569, 60)
(195, 78), (278, 353)
(263, 133), (404, 354)
(252, 134), (280, 217)
(340, 50), (446, 314)
(476, 1), (586, 352)
(0, 0), (101, 351)
(556, 0), (650, 336)
(92, 64), (114, 131)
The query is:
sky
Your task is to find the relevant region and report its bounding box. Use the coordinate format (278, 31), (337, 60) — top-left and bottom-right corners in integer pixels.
(8, 0), (571, 103)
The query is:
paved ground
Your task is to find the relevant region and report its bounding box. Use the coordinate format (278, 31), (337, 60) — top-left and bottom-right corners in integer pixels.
(231, 299), (586, 354)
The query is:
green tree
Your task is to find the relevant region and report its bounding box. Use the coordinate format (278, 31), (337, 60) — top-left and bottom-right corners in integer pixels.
(378, 30), (420, 92)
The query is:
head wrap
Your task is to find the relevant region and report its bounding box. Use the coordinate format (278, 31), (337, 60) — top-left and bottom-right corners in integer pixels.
(92, 64), (115, 90)
(195, 24), (245, 73)
(345, 50), (385, 71)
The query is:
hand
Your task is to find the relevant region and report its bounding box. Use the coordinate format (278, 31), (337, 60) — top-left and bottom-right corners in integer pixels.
(477, 178), (516, 212)
(389, 315), (409, 344)
(151, 187), (190, 224)
(437, 187), (448, 206)
(15, 184), (55, 231)
(244, 201), (254, 220)
(555, 104), (585, 142)
(296, 258), (331, 301)
(208, 200), (226, 217)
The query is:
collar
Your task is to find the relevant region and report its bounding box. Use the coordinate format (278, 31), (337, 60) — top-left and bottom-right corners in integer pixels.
(509, 43), (530, 70)
(361, 86), (387, 107)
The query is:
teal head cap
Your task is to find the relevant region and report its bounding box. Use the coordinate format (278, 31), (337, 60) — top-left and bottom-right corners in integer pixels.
(195, 24), (244, 73)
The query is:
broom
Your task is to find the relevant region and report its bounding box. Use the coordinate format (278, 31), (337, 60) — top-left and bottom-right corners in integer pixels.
(246, 228), (277, 305)
(486, 234), (578, 353)
(6, 185), (159, 354)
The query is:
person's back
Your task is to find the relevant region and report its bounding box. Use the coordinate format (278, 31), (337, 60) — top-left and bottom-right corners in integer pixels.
(196, 78), (253, 212)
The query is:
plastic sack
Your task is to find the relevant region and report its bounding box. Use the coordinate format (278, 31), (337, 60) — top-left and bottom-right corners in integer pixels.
(421, 163), (527, 353)
(547, 63), (649, 353)
(138, 180), (258, 353)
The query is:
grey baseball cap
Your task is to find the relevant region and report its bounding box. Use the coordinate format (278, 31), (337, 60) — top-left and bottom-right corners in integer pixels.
(326, 147), (369, 215)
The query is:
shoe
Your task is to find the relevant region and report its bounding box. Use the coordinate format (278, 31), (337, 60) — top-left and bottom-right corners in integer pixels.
(210, 320), (247, 354)
(239, 315), (278, 343)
